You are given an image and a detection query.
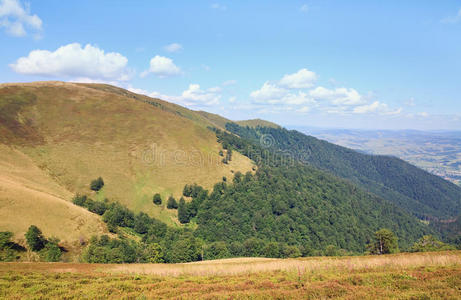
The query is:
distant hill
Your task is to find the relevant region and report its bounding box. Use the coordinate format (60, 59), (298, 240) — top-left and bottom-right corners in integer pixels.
(196, 111), (232, 129)
(0, 82), (253, 243)
(225, 124), (461, 220)
(236, 119), (280, 129)
(195, 113), (281, 130)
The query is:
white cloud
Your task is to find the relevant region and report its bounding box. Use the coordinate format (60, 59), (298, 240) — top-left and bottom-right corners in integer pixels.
(10, 43), (131, 81)
(228, 96), (236, 103)
(0, 0), (42, 37)
(441, 8), (461, 24)
(300, 4), (309, 12)
(141, 55), (181, 78)
(180, 84), (221, 106)
(211, 3), (227, 11)
(164, 43), (182, 53)
(279, 68), (317, 89)
(250, 82), (287, 101)
(353, 101), (402, 115)
(250, 82), (315, 109)
(309, 86), (364, 105)
(127, 84), (221, 108)
(281, 91), (314, 105)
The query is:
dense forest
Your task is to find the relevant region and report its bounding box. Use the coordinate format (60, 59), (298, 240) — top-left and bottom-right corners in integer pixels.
(224, 123), (461, 220)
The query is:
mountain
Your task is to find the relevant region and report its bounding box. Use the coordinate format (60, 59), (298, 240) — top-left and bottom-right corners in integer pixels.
(224, 124), (461, 220)
(0, 81), (458, 257)
(235, 119), (280, 129)
(0, 81), (253, 243)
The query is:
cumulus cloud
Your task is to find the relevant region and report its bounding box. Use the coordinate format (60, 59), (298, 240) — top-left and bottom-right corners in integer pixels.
(279, 68), (317, 89)
(441, 8), (461, 24)
(128, 84), (221, 108)
(0, 0), (42, 37)
(141, 55), (182, 78)
(180, 84), (221, 106)
(250, 81), (315, 110)
(250, 82), (287, 101)
(10, 43), (131, 81)
(309, 86), (364, 105)
(164, 43), (182, 53)
(353, 101), (402, 115)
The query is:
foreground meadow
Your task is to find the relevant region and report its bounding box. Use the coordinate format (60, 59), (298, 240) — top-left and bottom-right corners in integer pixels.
(0, 251), (460, 299)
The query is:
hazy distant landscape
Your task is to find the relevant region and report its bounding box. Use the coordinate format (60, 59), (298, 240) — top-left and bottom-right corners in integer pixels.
(300, 128), (461, 186)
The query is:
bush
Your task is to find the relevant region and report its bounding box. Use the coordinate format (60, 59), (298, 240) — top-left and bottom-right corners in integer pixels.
(411, 235), (455, 252)
(153, 193), (162, 205)
(41, 240), (62, 262)
(167, 196), (178, 209)
(72, 194), (87, 206)
(25, 225), (46, 252)
(90, 177), (104, 191)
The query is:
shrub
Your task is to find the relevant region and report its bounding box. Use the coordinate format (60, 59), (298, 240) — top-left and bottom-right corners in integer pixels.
(25, 225), (46, 252)
(72, 194), (87, 206)
(411, 235), (455, 252)
(41, 240), (62, 262)
(90, 177), (104, 191)
(153, 193), (162, 205)
(167, 196), (178, 209)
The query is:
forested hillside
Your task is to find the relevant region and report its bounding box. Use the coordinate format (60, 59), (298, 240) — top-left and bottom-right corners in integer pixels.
(225, 123), (461, 220)
(185, 128), (434, 252)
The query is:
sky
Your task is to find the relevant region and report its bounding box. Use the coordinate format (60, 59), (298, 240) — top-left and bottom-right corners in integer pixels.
(1, 0), (461, 130)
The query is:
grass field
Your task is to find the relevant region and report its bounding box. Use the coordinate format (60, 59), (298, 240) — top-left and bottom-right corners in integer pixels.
(0, 251), (460, 299)
(0, 82), (254, 246)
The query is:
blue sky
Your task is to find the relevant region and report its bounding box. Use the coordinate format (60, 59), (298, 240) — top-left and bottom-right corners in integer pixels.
(1, 0), (461, 130)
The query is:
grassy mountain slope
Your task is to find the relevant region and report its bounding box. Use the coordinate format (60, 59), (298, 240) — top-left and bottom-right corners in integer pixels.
(196, 111), (232, 129)
(0, 144), (107, 245)
(225, 124), (461, 220)
(0, 82), (254, 238)
(236, 119), (280, 129)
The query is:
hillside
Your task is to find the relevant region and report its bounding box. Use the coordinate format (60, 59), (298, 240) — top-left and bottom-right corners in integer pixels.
(0, 82), (254, 243)
(236, 118), (281, 129)
(225, 124), (461, 220)
(1, 81), (458, 258)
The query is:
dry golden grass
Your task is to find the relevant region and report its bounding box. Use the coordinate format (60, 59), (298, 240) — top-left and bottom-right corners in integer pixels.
(107, 251), (461, 277)
(0, 251), (460, 299)
(0, 81), (254, 239)
(0, 144), (107, 246)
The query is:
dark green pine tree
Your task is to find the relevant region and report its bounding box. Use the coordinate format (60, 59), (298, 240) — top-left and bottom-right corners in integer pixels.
(178, 197), (190, 224)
